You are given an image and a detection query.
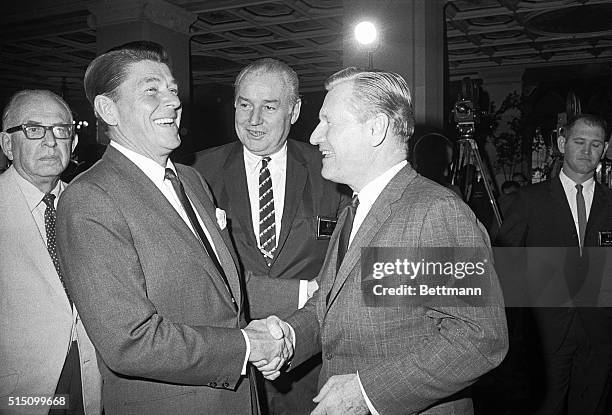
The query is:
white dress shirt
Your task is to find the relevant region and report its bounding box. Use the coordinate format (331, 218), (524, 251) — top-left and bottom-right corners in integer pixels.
(110, 141), (250, 374)
(243, 142), (311, 308)
(559, 169), (595, 246)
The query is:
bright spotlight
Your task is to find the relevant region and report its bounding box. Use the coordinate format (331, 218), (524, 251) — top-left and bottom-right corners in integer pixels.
(354, 21), (377, 46)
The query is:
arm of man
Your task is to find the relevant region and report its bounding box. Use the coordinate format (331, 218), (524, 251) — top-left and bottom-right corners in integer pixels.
(57, 181), (249, 387)
(357, 196), (509, 414)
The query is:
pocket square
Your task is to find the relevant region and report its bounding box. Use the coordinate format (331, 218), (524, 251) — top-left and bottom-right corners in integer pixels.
(216, 208), (227, 230)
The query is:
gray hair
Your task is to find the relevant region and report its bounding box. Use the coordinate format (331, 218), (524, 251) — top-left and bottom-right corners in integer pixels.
(234, 58), (300, 105)
(2, 89), (72, 131)
(325, 67), (414, 142)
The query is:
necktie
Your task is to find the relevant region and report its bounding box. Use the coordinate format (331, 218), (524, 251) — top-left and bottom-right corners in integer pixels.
(336, 195), (360, 273)
(259, 157), (276, 266)
(164, 168), (234, 299)
(42, 193), (72, 305)
(576, 183), (586, 251)
(327, 195), (360, 305)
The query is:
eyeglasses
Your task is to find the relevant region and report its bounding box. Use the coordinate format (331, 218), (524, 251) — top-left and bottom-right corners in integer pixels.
(5, 124), (74, 140)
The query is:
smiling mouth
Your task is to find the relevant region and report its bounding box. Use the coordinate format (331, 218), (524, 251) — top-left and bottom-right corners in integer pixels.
(320, 149), (333, 158)
(153, 118), (177, 127)
(247, 130), (265, 138)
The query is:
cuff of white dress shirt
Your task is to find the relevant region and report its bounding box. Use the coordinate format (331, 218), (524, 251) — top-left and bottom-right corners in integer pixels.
(240, 329), (250, 375)
(357, 371), (379, 415)
(298, 280), (309, 309)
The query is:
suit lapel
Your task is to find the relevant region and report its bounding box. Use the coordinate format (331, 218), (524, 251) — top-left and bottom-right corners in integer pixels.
(586, 183), (610, 245)
(325, 165), (414, 313)
(180, 168), (242, 308)
(275, 141), (308, 263)
(550, 178), (579, 245)
(106, 147), (239, 310)
(3, 168), (71, 312)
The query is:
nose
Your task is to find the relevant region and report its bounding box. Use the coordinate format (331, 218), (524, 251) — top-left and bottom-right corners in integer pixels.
(310, 122), (324, 145)
(41, 128), (57, 147)
(164, 90), (181, 110)
(249, 106), (263, 126)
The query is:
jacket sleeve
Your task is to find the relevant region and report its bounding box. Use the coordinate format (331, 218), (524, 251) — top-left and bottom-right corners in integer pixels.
(359, 196), (509, 414)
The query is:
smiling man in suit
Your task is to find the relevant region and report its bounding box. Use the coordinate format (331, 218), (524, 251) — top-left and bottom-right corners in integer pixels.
(55, 41), (290, 415)
(256, 68), (508, 414)
(192, 58), (349, 414)
(497, 114), (612, 415)
(0, 89), (101, 415)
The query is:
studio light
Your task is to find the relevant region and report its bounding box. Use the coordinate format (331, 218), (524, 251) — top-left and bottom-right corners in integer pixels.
(354, 21), (377, 46)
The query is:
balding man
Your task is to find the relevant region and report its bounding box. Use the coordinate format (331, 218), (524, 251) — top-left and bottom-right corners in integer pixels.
(0, 89), (101, 415)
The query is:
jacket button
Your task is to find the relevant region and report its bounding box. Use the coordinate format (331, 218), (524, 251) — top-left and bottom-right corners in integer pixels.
(222, 382), (230, 388)
(209, 382), (217, 387)
(325, 352), (333, 360)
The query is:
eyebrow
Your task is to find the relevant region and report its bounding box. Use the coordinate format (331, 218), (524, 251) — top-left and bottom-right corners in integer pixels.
(23, 119), (70, 125)
(236, 96), (280, 104)
(139, 76), (178, 87)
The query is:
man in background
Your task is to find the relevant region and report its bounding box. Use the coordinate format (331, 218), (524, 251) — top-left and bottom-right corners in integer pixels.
(0, 89), (101, 414)
(193, 58), (349, 414)
(497, 114), (612, 415)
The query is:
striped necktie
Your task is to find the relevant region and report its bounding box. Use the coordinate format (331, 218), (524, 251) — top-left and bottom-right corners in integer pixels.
(259, 157), (276, 266)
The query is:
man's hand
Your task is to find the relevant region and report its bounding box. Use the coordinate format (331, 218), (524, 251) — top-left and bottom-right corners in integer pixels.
(245, 315), (294, 380)
(311, 374), (369, 415)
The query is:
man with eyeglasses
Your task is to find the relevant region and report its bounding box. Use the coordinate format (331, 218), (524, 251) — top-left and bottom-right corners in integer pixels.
(0, 89), (101, 414)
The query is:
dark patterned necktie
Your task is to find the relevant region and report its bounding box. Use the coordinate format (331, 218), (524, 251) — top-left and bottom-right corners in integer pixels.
(164, 168), (234, 300)
(576, 183), (586, 251)
(327, 195), (360, 305)
(336, 194), (360, 273)
(259, 157), (276, 266)
(42, 193), (72, 305)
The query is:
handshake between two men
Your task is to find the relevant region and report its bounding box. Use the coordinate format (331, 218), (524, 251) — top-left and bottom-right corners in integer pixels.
(244, 315), (293, 380)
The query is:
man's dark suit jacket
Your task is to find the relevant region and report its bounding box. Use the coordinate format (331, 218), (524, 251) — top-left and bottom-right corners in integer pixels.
(496, 177), (612, 352)
(192, 139), (350, 319)
(192, 139), (349, 414)
(57, 146), (258, 415)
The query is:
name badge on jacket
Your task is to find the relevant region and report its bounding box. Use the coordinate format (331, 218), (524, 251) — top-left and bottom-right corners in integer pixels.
(599, 231), (612, 247)
(316, 216), (337, 239)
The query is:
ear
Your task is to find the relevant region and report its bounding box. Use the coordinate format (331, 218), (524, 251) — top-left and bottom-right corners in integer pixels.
(601, 142), (609, 159)
(366, 113), (390, 147)
(94, 95), (119, 126)
(557, 134), (566, 154)
(0, 132), (14, 161)
(290, 98), (302, 125)
(71, 132), (79, 153)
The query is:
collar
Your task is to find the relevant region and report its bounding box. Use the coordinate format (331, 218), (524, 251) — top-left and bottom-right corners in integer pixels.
(10, 165), (62, 212)
(559, 169), (595, 194)
(356, 160), (407, 211)
(110, 140), (176, 184)
(243, 141), (288, 174)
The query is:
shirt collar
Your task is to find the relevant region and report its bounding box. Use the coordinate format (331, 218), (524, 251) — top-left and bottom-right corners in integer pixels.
(11, 166), (63, 212)
(110, 140), (175, 185)
(559, 168), (595, 194)
(243, 141), (288, 174)
(356, 160), (407, 211)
